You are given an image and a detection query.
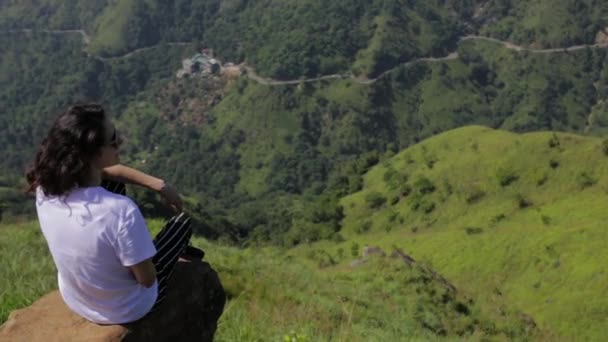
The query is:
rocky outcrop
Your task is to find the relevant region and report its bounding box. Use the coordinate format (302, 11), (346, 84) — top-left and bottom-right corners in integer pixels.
(362, 246), (386, 257)
(0, 259), (225, 342)
(390, 248), (416, 265)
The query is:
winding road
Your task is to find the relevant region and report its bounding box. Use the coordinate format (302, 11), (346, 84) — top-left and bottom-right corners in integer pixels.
(248, 36), (608, 86)
(5, 28), (608, 86)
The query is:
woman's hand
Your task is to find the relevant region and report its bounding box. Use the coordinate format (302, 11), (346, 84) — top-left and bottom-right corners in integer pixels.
(157, 180), (183, 213)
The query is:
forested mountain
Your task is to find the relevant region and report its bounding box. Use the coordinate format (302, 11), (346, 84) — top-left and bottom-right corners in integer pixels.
(1, 0), (608, 245)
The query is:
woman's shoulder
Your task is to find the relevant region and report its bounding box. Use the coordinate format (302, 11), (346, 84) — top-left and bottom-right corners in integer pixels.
(94, 186), (141, 213)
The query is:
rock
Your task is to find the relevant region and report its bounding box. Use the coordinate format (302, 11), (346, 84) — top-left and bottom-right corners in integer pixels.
(0, 259), (225, 342)
(362, 246), (386, 258)
(389, 248), (416, 265)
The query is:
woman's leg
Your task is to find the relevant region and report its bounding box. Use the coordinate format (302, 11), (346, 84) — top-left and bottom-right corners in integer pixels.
(100, 180), (193, 310)
(150, 212), (192, 310)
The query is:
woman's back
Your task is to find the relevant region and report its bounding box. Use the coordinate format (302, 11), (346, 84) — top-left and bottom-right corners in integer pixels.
(36, 185), (157, 324)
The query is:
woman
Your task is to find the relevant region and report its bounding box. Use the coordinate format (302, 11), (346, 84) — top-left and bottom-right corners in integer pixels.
(25, 104), (202, 325)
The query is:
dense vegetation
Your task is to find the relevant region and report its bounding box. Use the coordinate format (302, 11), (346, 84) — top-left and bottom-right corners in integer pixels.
(2, 20), (608, 243)
(2, 0), (607, 78)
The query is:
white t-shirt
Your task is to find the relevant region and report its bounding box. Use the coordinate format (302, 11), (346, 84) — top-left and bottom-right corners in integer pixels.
(35, 185), (158, 324)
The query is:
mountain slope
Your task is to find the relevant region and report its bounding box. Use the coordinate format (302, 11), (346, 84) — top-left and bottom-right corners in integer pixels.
(0, 219), (537, 340)
(339, 125), (608, 340)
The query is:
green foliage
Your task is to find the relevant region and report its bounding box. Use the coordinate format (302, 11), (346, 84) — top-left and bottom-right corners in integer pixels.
(283, 331), (308, 342)
(364, 191), (387, 209)
(464, 185), (486, 204)
(536, 172), (549, 186)
(548, 133), (561, 148)
(497, 167), (519, 187)
(602, 139), (608, 156)
(350, 242), (360, 257)
(516, 193), (533, 209)
(355, 220), (372, 234)
(2, 0), (608, 249)
(389, 196), (400, 205)
(464, 226), (484, 235)
(414, 176), (436, 195)
(479, 0), (608, 48)
(490, 213), (507, 225)
(549, 159), (560, 169)
(577, 171), (597, 189)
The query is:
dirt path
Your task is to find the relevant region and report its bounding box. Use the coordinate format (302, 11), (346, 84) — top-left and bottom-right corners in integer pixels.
(5, 29), (608, 86)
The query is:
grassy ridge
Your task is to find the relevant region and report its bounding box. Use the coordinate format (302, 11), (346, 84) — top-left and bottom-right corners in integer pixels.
(339, 126), (608, 340)
(1, 216), (535, 340)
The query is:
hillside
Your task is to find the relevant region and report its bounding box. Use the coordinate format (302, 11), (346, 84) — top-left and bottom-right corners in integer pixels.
(1, 218), (538, 341)
(0, 1), (607, 245)
(1, 0), (607, 78)
(4, 126), (606, 339)
(338, 126), (608, 340)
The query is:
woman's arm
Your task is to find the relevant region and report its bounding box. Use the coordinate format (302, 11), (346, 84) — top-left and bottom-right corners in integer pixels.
(102, 164), (183, 212)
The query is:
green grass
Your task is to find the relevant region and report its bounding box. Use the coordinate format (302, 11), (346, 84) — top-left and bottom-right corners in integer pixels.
(1, 214), (535, 340)
(339, 125), (608, 340)
(0, 222), (56, 322)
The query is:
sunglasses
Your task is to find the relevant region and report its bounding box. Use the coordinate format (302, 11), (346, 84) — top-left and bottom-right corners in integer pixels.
(108, 129), (121, 149)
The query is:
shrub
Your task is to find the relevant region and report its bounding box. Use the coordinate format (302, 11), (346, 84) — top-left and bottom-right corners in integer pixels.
(464, 226), (484, 235)
(383, 168), (397, 184)
(400, 184), (412, 197)
(536, 172), (548, 186)
(549, 159), (559, 169)
(356, 220), (372, 234)
(414, 176), (436, 194)
(348, 175), (363, 193)
(390, 196), (400, 205)
(283, 331), (308, 342)
(410, 194), (423, 211)
(491, 213), (506, 224)
(350, 242), (360, 257)
(465, 186), (486, 204)
(548, 133), (560, 148)
(384, 171), (409, 190)
(365, 191), (387, 209)
(331, 233), (345, 243)
(425, 156), (437, 169)
(316, 250), (336, 268)
(497, 168), (519, 187)
(577, 172), (597, 189)
(443, 180), (453, 196)
(388, 212), (398, 222)
(541, 215), (551, 225)
(423, 201), (436, 214)
(602, 139), (608, 156)
(516, 194), (533, 208)
(336, 248), (344, 259)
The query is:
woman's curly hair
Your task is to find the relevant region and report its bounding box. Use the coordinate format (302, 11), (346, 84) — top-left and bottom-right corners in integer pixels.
(26, 104), (108, 197)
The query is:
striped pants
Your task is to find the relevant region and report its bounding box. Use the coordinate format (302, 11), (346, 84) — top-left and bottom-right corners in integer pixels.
(101, 180), (192, 311)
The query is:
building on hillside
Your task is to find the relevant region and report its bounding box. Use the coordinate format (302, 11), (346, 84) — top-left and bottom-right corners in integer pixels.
(176, 51), (221, 78)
